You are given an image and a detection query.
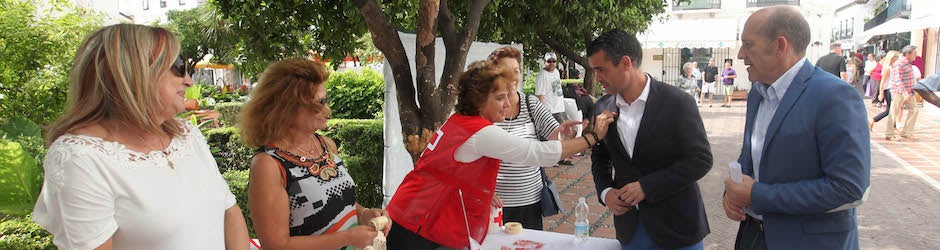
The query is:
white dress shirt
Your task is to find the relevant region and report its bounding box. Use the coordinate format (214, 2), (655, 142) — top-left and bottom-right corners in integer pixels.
(599, 74), (651, 202)
(746, 59), (806, 219)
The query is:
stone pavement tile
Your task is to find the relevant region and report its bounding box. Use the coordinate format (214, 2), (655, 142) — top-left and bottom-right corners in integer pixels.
(591, 226), (617, 239)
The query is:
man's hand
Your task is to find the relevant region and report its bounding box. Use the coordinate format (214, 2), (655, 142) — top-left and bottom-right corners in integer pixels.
(724, 175), (755, 208)
(722, 193), (746, 221)
(604, 188), (632, 215)
(618, 182), (645, 206)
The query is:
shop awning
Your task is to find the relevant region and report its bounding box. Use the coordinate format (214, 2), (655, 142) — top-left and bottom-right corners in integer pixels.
(863, 18), (911, 37)
(638, 18), (738, 49)
(195, 61), (233, 69)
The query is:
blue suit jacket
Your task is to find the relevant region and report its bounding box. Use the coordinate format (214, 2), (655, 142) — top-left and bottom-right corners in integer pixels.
(738, 60), (871, 250)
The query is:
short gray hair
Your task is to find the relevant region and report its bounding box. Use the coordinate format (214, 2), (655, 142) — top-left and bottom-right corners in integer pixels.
(902, 45), (918, 54)
(830, 43), (842, 51)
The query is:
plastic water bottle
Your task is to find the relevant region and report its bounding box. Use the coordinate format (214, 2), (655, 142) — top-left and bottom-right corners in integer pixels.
(574, 197), (590, 242)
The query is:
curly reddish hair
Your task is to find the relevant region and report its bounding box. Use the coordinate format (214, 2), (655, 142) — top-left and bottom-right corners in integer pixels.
(454, 60), (514, 116)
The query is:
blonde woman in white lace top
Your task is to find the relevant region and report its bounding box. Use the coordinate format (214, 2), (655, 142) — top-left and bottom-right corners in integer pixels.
(32, 24), (249, 250)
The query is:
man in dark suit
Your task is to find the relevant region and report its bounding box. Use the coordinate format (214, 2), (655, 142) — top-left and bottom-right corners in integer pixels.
(724, 6), (870, 250)
(588, 29), (712, 250)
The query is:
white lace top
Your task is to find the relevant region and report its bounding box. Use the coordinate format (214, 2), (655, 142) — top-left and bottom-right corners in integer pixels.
(32, 122), (237, 249)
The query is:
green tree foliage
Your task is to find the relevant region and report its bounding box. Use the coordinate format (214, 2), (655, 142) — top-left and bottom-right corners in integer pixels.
(212, 0), (675, 161)
(211, 0), (371, 76)
(0, 0), (101, 126)
(163, 4), (240, 70)
(477, 0), (677, 94)
(0, 117), (44, 215)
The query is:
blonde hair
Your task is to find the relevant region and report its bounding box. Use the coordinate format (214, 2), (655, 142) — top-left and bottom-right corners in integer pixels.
(488, 46), (522, 64)
(46, 24), (183, 146)
(239, 58), (330, 148)
(881, 50), (899, 66)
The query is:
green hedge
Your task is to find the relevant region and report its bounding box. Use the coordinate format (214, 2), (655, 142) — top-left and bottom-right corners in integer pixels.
(203, 126), (254, 172)
(323, 69), (384, 119)
(0, 215), (53, 250)
(222, 169), (253, 238)
(322, 119), (384, 208)
(212, 101), (244, 127)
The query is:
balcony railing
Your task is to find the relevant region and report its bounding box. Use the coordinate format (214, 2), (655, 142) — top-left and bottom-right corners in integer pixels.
(746, 0), (800, 8)
(864, 0), (910, 31)
(673, 0), (721, 11)
(832, 28), (854, 41)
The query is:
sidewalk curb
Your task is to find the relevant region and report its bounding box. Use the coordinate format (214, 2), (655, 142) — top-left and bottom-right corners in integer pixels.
(871, 140), (940, 192)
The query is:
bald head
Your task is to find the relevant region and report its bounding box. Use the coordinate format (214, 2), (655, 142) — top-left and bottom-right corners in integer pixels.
(751, 6), (811, 56)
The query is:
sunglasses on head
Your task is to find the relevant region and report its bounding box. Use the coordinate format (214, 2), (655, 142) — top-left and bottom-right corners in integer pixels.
(171, 56), (195, 77)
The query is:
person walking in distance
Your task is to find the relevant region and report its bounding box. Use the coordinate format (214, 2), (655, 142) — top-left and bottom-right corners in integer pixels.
(816, 42), (848, 82)
(886, 45), (921, 141)
(720, 61), (737, 107)
(700, 58), (720, 107)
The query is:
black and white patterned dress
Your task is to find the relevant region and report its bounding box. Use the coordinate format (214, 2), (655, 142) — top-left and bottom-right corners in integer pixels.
(262, 135), (358, 236)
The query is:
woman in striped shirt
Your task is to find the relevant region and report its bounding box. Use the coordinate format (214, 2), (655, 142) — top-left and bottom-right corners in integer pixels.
(488, 47), (580, 229)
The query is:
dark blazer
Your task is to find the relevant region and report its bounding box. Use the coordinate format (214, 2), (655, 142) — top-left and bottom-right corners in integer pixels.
(591, 76), (712, 247)
(738, 60), (870, 249)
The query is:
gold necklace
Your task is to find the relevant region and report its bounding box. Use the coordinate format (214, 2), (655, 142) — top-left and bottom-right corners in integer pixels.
(285, 136), (322, 159)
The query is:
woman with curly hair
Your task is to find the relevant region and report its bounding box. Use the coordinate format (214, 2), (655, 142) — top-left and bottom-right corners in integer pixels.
(240, 58), (384, 249)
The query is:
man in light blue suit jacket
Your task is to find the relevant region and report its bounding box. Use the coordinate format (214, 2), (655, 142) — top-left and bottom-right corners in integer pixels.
(723, 6), (871, 250)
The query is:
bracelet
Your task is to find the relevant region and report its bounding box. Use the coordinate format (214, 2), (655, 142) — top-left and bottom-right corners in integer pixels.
(586, 132), (600, 145)
(582, 136), (593, 147)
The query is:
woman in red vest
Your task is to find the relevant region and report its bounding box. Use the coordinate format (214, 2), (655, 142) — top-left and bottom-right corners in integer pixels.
(386, 60), (616, 249)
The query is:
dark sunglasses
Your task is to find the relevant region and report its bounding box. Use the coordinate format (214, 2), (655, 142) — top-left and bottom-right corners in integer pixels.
(546, 60), (556, 63)
(171, 56), (195, 77)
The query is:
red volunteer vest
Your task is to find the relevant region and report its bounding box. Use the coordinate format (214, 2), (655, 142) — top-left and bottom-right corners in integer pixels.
(387, 114), (500, 249)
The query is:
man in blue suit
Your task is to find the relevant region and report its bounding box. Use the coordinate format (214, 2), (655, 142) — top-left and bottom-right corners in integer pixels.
(723, 6), (871, 250)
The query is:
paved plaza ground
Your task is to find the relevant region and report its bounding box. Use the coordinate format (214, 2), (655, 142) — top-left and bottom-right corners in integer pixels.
(540, 99), (940, 250)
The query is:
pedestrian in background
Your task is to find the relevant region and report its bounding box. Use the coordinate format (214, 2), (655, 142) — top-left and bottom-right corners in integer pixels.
(701, 58), (720, 107)
(886, 45), (920, 141)
(863, 53), (877, 97)
(720, 61), (736, 107)
(869, 51), (899, 131)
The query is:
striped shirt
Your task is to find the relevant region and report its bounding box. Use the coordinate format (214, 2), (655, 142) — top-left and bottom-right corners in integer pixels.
(493, 93), (560, 207)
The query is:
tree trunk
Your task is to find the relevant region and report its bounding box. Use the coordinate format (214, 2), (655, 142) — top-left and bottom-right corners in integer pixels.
(354, 0), (489, 163)
(354, 0), (425, 162)
(581, 28), (596, 96)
